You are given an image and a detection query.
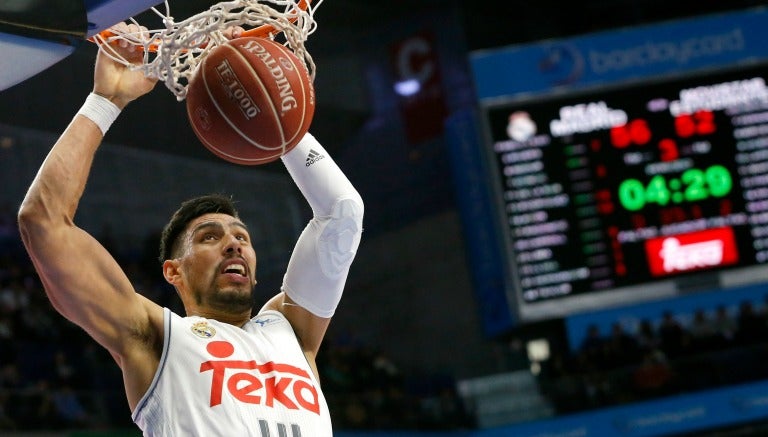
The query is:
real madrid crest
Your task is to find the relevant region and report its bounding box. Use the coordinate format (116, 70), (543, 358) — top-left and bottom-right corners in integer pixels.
(191, 321), (216, 339)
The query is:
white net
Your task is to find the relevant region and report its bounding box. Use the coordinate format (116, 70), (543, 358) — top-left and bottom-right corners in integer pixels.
(92, 0), (322, 101)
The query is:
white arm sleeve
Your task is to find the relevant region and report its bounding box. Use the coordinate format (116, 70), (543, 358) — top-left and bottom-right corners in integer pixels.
(280, 133), (364, 318)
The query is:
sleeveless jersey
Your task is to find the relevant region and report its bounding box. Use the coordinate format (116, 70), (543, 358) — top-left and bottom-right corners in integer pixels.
(132, 308), (333, 436)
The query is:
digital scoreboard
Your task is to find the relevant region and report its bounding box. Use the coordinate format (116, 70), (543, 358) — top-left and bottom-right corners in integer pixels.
(481, 63), (768, 321)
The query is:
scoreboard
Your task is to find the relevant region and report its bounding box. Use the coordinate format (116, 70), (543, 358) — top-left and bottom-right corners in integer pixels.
(457, 9), (768, 333)
(480, 64), (768, 322)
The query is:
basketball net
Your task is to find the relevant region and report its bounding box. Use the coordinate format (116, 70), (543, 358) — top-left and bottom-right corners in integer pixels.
(92, 0), (322, 101)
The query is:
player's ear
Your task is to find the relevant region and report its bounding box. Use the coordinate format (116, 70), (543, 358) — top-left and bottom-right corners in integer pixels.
(162, 259), (182, 286)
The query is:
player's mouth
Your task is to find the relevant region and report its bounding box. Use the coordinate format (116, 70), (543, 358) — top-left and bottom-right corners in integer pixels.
(220, 259), (250, 283)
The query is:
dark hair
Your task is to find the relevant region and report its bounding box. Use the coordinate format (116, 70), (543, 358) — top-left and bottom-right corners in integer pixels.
(158, 194), (239, 263)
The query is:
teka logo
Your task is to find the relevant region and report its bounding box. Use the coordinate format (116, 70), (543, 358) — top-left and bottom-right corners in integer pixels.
(199, 340), (320, 414)
(645, 227), (738, 276)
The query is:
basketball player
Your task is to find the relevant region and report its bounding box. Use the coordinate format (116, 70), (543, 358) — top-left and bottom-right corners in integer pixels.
(17, 24), (363, 436)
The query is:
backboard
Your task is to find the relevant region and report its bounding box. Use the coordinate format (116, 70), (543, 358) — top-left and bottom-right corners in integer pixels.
(0, 0), (163, 91)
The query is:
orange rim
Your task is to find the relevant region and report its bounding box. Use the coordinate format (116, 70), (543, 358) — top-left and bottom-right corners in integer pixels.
(89, 0), (311, 52)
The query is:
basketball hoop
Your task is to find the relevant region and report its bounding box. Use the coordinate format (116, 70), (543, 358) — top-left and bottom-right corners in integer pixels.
(91, 0), (321, 100)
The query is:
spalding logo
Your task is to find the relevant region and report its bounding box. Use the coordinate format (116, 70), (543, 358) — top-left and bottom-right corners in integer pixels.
(240, 40), (299, 114)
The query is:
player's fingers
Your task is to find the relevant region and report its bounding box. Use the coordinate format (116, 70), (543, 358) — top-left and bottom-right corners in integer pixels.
(107, 22), (149, 48)
(103, 23), (154, 60)
(110, 25), (129, 48)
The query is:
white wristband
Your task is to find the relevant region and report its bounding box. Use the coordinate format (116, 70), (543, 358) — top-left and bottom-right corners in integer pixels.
(77, 93), (121, 136)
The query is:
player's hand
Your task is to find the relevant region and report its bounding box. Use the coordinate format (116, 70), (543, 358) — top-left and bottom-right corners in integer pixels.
(93, 22), (158, 109)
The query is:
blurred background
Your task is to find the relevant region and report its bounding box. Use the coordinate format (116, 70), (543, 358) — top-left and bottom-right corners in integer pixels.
(2, 0), (768, 435)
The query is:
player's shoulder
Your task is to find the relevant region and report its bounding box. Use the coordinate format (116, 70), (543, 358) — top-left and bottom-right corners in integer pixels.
(250, 309), (289, 327)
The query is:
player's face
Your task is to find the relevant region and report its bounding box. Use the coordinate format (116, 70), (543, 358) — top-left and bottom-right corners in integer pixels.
(178, 213), (257, 312)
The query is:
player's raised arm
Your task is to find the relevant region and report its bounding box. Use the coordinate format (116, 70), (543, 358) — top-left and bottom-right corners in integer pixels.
(262, 133), (364, 357)
(17, 24), (159, 357)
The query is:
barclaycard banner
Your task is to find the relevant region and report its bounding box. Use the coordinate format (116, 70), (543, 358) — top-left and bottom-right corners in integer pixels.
(470, 8), (768, 103)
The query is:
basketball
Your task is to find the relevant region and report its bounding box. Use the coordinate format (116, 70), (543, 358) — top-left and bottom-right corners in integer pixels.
(186, 37), (315, 165)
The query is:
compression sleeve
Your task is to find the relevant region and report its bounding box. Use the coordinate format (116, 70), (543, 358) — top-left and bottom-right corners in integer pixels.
(279, 133), (364, 318)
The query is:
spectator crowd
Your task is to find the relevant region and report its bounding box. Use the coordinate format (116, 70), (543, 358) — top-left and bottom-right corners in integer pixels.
(541, 300), (768, 414)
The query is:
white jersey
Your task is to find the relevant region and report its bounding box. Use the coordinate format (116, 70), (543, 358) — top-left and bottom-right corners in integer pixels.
(132, 308), (332, 436)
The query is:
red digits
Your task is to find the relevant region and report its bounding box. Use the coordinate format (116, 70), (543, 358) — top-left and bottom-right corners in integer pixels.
(658, 138), (679, 161)
(610, 119), (651, 148)
(675, 111), (715, 137)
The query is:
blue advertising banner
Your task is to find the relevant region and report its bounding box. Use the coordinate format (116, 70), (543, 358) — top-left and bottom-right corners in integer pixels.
(470, 8), (768, 102)
(338, 379), (768, 437)
(485, 379), (768, 436)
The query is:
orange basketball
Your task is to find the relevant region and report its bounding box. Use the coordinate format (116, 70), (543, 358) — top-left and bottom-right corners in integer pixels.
(186, 37), (315, 165)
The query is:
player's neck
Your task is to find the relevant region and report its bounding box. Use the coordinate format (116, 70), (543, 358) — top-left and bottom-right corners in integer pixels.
(187, 307), (252, 327)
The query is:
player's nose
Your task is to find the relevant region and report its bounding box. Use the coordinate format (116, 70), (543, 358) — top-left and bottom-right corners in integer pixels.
(222, 233), (242, 254)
